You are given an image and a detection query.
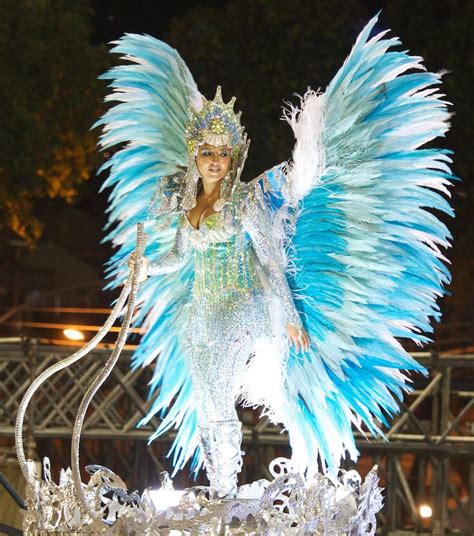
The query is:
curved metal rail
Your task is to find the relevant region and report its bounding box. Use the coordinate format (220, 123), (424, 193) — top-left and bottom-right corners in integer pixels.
(15, 224), (145, 524)
(70, 224), (145, 521)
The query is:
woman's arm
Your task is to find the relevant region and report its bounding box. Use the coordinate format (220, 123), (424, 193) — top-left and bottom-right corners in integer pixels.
(147, 222), (190, 276)
(241, 185), (302, 331)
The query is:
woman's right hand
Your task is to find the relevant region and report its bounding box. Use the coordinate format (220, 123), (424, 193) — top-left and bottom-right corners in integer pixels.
(287, 324), (310, 353)
(128, 252), (148, 282)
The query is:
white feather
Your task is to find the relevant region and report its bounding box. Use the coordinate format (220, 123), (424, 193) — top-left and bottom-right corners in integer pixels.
(284, 90), (326, 201)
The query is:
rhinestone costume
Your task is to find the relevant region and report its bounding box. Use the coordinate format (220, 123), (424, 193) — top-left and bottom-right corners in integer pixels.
(12, 15), (455, 533)
(97, 17), (454, 487)
(148, 178), (301, 428)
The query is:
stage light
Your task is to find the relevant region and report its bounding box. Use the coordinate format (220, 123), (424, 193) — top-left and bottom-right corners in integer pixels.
(419, 504), (432, 518)
(148, 489), (185, 512)
(63, 329), (85, 341)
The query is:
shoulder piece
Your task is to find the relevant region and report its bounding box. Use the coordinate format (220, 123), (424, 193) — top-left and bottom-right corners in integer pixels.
(234, 163), (290, 216)
(239, 163), (287, 196)
(150, 169), (186, 219)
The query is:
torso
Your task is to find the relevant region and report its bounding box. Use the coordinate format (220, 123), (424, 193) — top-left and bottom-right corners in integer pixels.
(180, 185), (265, 301)
(186, 188), (220, 230)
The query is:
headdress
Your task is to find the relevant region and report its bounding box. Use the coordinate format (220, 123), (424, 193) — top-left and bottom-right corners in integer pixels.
(185, 86), (244, 155)
(182, 87), (249, 210)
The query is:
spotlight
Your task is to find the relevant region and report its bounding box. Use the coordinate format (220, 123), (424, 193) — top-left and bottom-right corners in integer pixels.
(419, 504), (432, 518)
(63, 329), (85, 341)
(148, 489), (185, 512)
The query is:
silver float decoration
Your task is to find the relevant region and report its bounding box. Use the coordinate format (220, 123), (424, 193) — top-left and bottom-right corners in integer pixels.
(16, 225), (384, 535)
(21, 457), (383, 535)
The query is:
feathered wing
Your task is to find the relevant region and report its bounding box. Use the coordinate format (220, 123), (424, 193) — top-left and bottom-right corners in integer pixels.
(96, 34), (203, 474)
(279, 14), (454, 473)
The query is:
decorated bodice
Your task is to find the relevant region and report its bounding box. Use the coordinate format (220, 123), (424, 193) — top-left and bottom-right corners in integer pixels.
(183, 209), (263, 300)
(147, 179), (302, 329)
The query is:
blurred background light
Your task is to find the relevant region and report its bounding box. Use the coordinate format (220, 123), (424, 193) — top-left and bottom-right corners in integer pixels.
(419, 504), (433, 518)
(63, 328), (85, 341)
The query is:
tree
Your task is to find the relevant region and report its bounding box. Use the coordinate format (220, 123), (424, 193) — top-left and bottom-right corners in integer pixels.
(0, 0), (107, 244)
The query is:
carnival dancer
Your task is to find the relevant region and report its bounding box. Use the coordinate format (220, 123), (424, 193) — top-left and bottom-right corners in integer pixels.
(96, 14), (454, 498)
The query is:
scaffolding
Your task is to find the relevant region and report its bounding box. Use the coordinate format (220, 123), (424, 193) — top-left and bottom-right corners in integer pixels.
(0, 342), (473, 534)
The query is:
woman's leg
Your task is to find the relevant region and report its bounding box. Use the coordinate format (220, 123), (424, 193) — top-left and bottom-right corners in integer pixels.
(190, 336), (249, 497)
(186, 291), (269, 497)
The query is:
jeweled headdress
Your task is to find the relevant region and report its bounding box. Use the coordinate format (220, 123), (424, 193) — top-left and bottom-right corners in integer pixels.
(182, 87), (249, 210)
(185, 86), (245, 156)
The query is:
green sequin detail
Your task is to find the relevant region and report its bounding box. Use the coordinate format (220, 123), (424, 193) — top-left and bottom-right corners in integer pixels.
(193, 233), (261, 300)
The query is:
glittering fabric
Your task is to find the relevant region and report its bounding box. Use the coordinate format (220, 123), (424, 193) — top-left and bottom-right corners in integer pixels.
(147, 181), (301, 425)
(96, 14), (454, 478)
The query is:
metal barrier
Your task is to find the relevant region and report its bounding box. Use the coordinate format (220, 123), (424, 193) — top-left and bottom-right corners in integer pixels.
(0, 342), (473, 534)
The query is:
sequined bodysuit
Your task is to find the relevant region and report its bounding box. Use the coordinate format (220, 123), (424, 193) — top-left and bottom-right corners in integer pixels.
(148, 181), (301, 427)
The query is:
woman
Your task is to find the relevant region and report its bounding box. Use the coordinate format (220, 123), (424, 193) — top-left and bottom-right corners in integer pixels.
(131, 99), (309, 497)
(99, 14), (453, 500)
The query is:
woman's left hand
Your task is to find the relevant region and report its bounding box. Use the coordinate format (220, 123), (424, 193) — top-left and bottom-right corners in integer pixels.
(287, 324), (310, 353)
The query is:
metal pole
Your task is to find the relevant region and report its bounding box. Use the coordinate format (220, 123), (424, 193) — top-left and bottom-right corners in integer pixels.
(469, 463), (474, 531)
(395, 458), (417, 518)
(433, 367), (451, 535)
(26, 339), (37, 461)
(387, 453), (397, 532)
(416, 456), (426, 533)
(387, 372), (442, 438)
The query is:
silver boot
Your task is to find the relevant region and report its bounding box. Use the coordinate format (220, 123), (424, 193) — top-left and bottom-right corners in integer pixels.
(200, 420), (244, 499)
(198, 425), (216, 491)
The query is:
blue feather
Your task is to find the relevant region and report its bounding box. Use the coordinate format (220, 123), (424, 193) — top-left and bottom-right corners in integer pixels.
(98, 34), (204, 476)
(282, 13), (453, 474)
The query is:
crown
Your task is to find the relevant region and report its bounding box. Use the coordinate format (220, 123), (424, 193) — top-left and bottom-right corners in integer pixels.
(185, 86), (245, 154)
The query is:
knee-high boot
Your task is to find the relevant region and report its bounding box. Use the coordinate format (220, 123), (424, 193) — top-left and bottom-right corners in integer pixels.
(199, 420), (243, 498)
(198, 425), (216, 491)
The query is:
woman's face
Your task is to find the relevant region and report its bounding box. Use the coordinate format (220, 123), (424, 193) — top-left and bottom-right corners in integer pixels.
(195, 144), (232, 183)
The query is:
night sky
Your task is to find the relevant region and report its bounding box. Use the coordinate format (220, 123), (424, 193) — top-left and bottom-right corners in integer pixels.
(91, 0), (204, 42)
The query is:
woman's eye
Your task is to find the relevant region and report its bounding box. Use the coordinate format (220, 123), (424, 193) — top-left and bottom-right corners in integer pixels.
(201, 151), (211, 156)
(220, 151), (229, 157)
